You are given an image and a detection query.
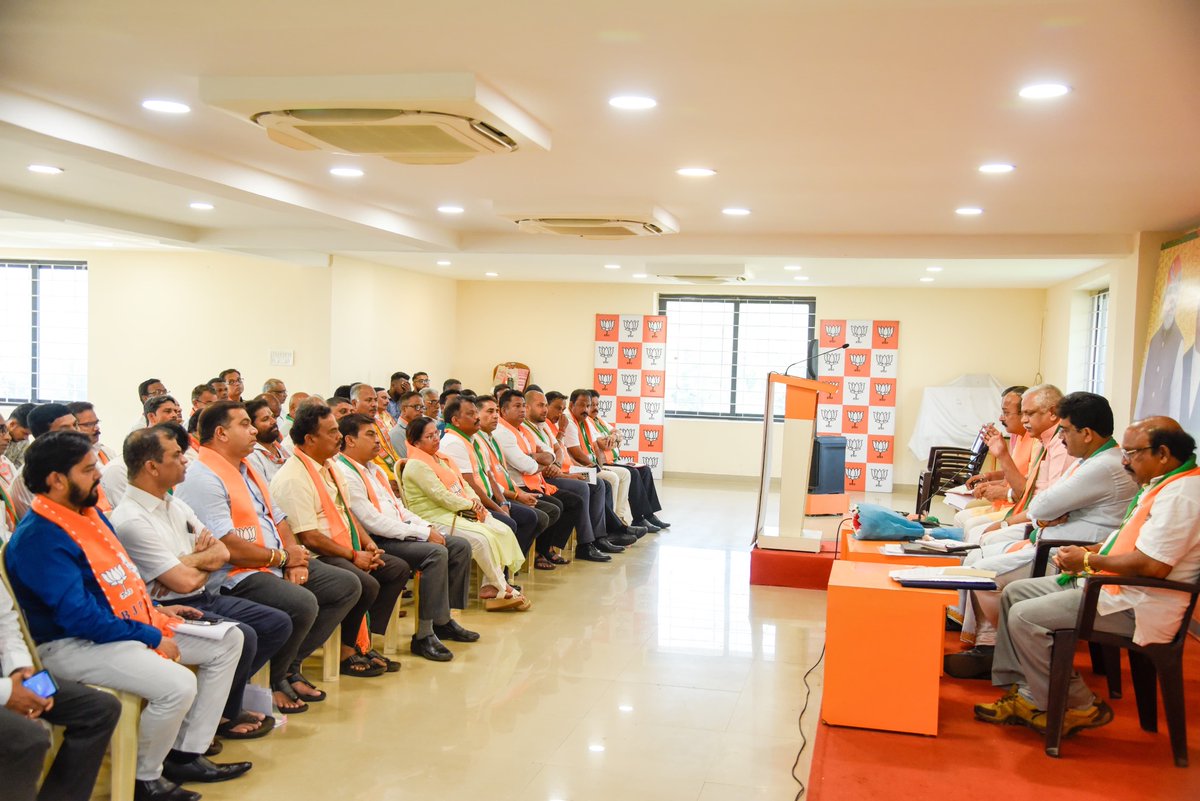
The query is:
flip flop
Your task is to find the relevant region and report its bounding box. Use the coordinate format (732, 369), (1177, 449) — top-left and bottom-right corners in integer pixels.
(286, 672), (327, 702)
(272, 682), (309, 714)
(365, 648), (401, 673)
(548, 553), (571, 565)
(217, 711), (277, 740)
(340, 653), (385, 677)
(534, 556), (557, 570)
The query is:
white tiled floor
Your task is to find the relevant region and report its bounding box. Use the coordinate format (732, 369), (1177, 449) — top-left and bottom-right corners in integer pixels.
(197, 478), (918, 801)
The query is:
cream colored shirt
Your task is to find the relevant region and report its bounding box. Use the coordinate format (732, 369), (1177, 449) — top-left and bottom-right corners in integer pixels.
(269, 452), (346, 540)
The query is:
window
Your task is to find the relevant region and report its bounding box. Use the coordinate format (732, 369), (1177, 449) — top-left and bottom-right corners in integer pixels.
(658, 294), (816, 419)
(1086, 289), (1109, 395)
(0, 261), (89, 404)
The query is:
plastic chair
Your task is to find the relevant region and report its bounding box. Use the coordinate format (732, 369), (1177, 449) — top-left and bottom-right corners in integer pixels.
(914, 447), (976, 515)
(1044, 574), (1200, 765)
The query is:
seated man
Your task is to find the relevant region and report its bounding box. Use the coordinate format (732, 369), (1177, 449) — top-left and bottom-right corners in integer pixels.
(102, 395), (185, 509)
(67, 402), (117, 468)
(350, 384), (401, 482)
(976, 417), (1200, 736)
(261, 379), (288, 418)
(587, 389), (669, 530)
(207, 377), (229, 402)
(219, 369), (244, 403)
(10, 404), (82, 519)
(112, 424), (292, 740)
(4, 404), (35, 470)
(420, 388), (440, 425)
(270, 403), (408, 676)
(384, 372), (412, 420)
(131, 378), (169, 430)
(946, 392), (1138, 678)
(388, 391), (424, 465)
(336, 414), (477, 661)
(956, 385), (1032, 528)
(412, 371), (431, 393)
(0, 579), (122, 801)
(245, 398), (288, 483)
(441, 396), (543, 568)
(277, 391), (309, 444)
(175, 401), (360, 713)
(5, 431), (250, 801)
(328, 396), (354, 421)
(1, 412), (19, 538)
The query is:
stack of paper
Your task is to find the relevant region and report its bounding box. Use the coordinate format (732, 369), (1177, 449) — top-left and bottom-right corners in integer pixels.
(889, 566), (997, 590)
(943, 484), (974, 511)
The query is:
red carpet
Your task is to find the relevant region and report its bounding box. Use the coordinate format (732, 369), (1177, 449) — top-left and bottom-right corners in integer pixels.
(809, 636), (1200, 800)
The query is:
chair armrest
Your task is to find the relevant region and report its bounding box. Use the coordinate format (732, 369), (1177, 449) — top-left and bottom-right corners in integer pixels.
(1076, 574), (1200, 640)
(1031, 538), (1098, 578)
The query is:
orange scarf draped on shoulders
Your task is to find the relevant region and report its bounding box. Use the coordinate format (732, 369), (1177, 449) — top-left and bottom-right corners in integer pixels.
(197, 446), (275, 578)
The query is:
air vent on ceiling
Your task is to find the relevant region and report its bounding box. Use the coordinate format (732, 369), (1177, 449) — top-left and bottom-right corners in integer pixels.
(647, 263), (750, 284)
(502, 206), (679, 239)
(200, 73), (550, 165)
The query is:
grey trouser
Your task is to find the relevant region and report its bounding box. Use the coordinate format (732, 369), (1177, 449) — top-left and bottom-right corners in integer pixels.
(377, 536), (472, 622)
(992, 575), (1135, 710)
(39, 628), (243, 780)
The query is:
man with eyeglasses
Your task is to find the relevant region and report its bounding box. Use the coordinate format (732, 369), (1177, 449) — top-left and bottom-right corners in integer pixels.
(953, 386), (1033, 530)
(104, 396), (185, 510)
(132, 378), (169, 431)
(67, 402), (118, 468)
(975, 416), (1200, 738)
(262, 379), (288, 411)
(388, 391), (425, 464)
(220, 369), (245, 403)
(946, 392), (1138, 679)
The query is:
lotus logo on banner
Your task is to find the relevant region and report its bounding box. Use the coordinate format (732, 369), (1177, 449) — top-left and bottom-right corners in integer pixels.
(620, 401), (637, 421)
(846, 410), (865, 429)
(622, 318), (641, 338)
(850, 322), (869, 344)
(599, 398), (614, 418)
(642, 455), (660, 469)
(599, 317), (616, 336)
(875, 353), (894, 373)
(847, 379), (866, 401)
(874, 382), (893, 402)
(848, 353), (867, 372)
(873, 410), (891, 430)
(870, 467), (888, 488)
(824, 323), (842, 339)
(644, 345), (664, 366)
(597, 373), (614, 391)
(820, 408), (839, 427)
(646, 319), (664, 338)
(876, 324), (896, 344)
(822, 350), (842, 371)
(597, 345), (615, 364)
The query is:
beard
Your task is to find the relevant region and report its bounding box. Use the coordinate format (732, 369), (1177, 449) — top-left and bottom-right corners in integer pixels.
(68, 477), (101, 508)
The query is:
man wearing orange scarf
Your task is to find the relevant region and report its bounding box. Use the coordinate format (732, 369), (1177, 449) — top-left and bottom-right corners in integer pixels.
(976, 417), (1200, 737)
(4, 431), (250, 800)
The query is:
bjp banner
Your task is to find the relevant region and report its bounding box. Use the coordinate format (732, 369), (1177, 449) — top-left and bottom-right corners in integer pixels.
(595, 314), (668, 478)
(818, 319), (900, 492)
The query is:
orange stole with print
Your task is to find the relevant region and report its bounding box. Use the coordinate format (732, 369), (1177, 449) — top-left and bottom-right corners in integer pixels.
(197, 446), (276, 578)
(32, 495), (177, 651)
(407, 446), (489, 519)
(498, 418), (555, 494)
(294, 450), (371, 651)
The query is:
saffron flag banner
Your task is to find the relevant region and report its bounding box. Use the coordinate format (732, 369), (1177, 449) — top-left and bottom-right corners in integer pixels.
(816, 319), (900, 492)
(594, 314), (667, 478)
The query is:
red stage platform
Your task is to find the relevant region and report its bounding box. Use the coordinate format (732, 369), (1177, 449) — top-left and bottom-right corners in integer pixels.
(749, 542), (837, 590)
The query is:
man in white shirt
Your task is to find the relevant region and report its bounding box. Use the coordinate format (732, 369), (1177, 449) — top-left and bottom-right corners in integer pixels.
(277, 391), (308, 445)
(131, 378), (168, 431)
(977, 416), (1200, 738)
(244, 398), (288, 483)
(67, 402), (118, 469)
(336, 413), (477, 661)
(102, 395), (185, 510)
(0, 582), (121, 801)
(111, 423), (292, 740)
(270, 402), (408, 677)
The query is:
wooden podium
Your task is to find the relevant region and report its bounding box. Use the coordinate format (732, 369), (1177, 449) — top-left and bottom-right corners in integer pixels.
(753, 373), (839, 553)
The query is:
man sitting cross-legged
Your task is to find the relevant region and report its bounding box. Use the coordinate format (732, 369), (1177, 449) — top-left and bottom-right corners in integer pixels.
(5, 431), (251, 801)
(975, 416), (1200, 737)
(335, 414), (478, 662)
(175, 401), (361, 713)
(111, 423), (292, 741)
(270, 402), (409, 677)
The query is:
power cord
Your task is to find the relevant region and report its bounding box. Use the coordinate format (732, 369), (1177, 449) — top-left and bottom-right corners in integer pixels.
(790, 642), (827, 800)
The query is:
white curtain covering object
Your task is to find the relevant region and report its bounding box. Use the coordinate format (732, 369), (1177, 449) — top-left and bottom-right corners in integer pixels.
(907, 374), (1004, 460)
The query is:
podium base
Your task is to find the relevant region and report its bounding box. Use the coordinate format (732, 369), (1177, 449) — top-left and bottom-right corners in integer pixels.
(756, 526), (823, 553)
(750, 542), (837, 589)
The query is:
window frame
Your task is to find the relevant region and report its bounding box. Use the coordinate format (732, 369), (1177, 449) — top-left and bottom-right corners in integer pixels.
(0, 259), (89, 405)
(657, 293), (817, 421)
(1085, 288), (1109, 396)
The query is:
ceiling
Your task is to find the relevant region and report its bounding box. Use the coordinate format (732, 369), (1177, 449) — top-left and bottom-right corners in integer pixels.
(0, 0), (1196, 286)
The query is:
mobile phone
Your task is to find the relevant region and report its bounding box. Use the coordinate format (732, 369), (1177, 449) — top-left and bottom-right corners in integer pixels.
(185, 619), (216, 626)
(23, 669), (58, 699)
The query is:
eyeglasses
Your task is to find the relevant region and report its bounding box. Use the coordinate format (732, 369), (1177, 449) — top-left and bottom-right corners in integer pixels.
(147, 387), (170, 397)
(1120, 446), (1153, 459)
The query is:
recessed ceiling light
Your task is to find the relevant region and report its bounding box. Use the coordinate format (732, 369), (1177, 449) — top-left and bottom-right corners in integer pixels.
(955, 207), (983, 216)
(784, 264), (802, 271)
(632, 273), (648, 279)
(330, 167), (364, 177)
(1019, 83), (1070, 100)
(94, 241), (114, 247)
(27, 164), (63, 175)
(485, 272), (499, 277)
(978, 163), (1015, 174)
(722, 207), (751, 216)
(618, 705), (634, 712)
(436, 260), (452, 266)
(608, 95), (657, 110)
(189, 202), (214, 211)
(794, 275), (810, 281)
(588, 744), (606, 752)
(926, 265), (943, 272)
(920, 277), (935, 283)
(437, 205), (464, 214)
(604, 264), (621, 270)
(141, 99), (191, 114)
(676, 167), (716, 177)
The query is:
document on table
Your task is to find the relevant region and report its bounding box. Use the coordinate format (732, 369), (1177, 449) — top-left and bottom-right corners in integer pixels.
(175, 620), (238, 640)
(943, 484), (974, 511)
(880, 543), (959, 558)
(889, 566), (998, 590)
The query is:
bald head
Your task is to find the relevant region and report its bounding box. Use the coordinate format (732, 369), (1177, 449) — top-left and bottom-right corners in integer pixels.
(1123, 416), (1195, 483)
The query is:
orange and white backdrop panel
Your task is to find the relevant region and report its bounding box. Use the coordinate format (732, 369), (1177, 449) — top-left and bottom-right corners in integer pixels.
(593, 314), (667, 479)
(815, 319), (900, 493)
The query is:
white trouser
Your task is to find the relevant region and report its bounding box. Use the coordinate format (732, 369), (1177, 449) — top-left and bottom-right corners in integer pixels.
(39, 628), (243, 780)
(436, 517), (523, 591)
(598, 467), (632, 524)
(953, 505), (1001, 529)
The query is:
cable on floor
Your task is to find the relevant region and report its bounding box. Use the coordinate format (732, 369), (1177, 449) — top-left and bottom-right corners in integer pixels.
(790, 642), (826, 800)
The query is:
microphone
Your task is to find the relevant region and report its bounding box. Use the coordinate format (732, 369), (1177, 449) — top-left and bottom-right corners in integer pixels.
(782, 343), (849, 376)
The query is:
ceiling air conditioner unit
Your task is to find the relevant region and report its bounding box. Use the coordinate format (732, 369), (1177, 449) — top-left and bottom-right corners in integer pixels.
(647, 263), (750, 284)
(200, 73), (550, 165)
(503, 206), (678, 239)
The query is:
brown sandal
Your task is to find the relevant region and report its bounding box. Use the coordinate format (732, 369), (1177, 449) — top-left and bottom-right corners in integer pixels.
(534, 555), (556, 570)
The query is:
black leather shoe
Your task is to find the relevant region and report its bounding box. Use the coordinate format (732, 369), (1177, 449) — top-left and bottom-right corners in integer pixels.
(609, 532), (638, 547)
(134, 778), (200, 801)
(411, 634), (454, 662)
(162, 756), (252, 784)
(204, 738), (222, 757)
(625, 525), (649, 539)
(576, 543), (613, 562)
(646, 514), (670, 529)
(944, 646), (994, 680)
(594, 537), (626, 553)
(433, 619), (480, 642)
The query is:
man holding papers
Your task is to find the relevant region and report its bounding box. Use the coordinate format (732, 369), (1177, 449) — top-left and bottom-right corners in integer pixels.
(975, 416), (1200, 737)
(947, 393), (1136, 678)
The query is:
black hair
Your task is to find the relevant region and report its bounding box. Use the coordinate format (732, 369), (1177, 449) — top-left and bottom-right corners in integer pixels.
(198, 400), (244, 444)
(545, 391), (567, 404)
(244, 397), (272, 424)
(291, 401), (332, 446)
(10, 403), (36, 427)
(406, 416), (435, 445)
(525, 384), (542, 394)
(191, 384), (215, 403)
(444, 396), (469, 423)
(1056, 392), (1114, 438)
(23, 431), (92, 494)
(124, 425), (170, 478)
(219, 368), (241, 382)
(498, 389), (522, 409)
(329, 396), (352, 409)
(333, 384), (352, 400)
(390, 371), (410, 382)
(137, 378), (163, 401)
(28, 404), (73, 438)
(1147, 426), (1197, 463)
(442, 378), (462, 391)
(65, 401), (94, 418)
(143, 395), (179, 419)
(1001, 385), (1029, 398)
(398, 391), (422, 406)
(338, 413), (375, 443)
(492, 383), (509, 397)
(412, 371), (429, 380)
(568, 388), (591, 406)
(439, 388), (461, 405)
(587, 389), (601, 399)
